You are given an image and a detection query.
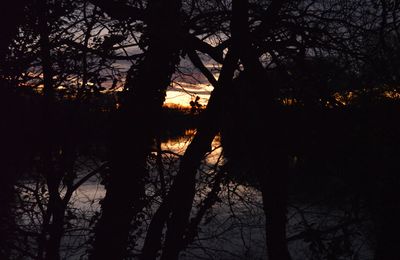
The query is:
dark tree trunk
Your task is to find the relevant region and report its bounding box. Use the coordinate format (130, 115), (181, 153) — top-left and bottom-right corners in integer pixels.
(257, 152), (291, 260)
(0, 0), (25, 61)
(159, 127), (219, 260)
(89, 1), (182, 259)
(372, 175), (400, 260)
(43, 195), (64, 260)
(36, 1), (64, 259)
(141, 51), (238, 260)
(0, 1), (26, 258)
(231, 1), (291, 259)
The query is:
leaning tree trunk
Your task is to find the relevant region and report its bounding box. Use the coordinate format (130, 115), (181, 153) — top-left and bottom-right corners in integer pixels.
(141, 50), (238, 260)
(158, 51), (238, 260)
(89, 0), (182, 259)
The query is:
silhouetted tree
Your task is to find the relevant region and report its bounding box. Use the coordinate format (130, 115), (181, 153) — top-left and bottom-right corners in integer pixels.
(0, 1), (28, 258)
(87, 1), (184, 259)
(2, 0), (400, 259)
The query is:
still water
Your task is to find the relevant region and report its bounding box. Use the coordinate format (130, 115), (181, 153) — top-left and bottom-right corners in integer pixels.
(17, 130), (373, 259)
(69, 130), (268, 259)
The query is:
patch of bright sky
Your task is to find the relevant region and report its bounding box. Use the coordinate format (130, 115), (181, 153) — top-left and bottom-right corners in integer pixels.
(82, 21), (224, 106)
(165, 82), (214, 107)
(77, 10), (225, 107)
(109, 52), (220, 106)
(102, 40), (220, 107)
(165, 52), (221, 107)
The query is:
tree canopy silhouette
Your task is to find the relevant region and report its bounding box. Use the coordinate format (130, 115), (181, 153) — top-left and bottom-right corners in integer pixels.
(1, 0), (400, 260)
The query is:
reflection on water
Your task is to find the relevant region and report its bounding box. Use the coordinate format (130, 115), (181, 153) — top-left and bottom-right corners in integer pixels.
(161, 129), (221, 152)
(73, 130), (266, 259)
(16, 129), (372, 260)
(161, 129), (196, 154)
(161, 129), (223, 165)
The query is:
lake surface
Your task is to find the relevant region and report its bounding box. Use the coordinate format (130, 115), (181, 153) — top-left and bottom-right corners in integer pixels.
(65, 130), (268, 259)
(16, 130), (373, 259)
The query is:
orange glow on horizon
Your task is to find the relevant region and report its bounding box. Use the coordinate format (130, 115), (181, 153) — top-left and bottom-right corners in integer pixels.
(165, 82), (213, 107)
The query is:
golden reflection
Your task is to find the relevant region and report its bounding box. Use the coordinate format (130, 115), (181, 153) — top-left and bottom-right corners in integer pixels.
(383, 90), (400, 99)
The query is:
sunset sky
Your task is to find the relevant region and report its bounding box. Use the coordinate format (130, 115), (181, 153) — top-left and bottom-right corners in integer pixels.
(165, 55), (220, 107)
(164, 82), (213, 107)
